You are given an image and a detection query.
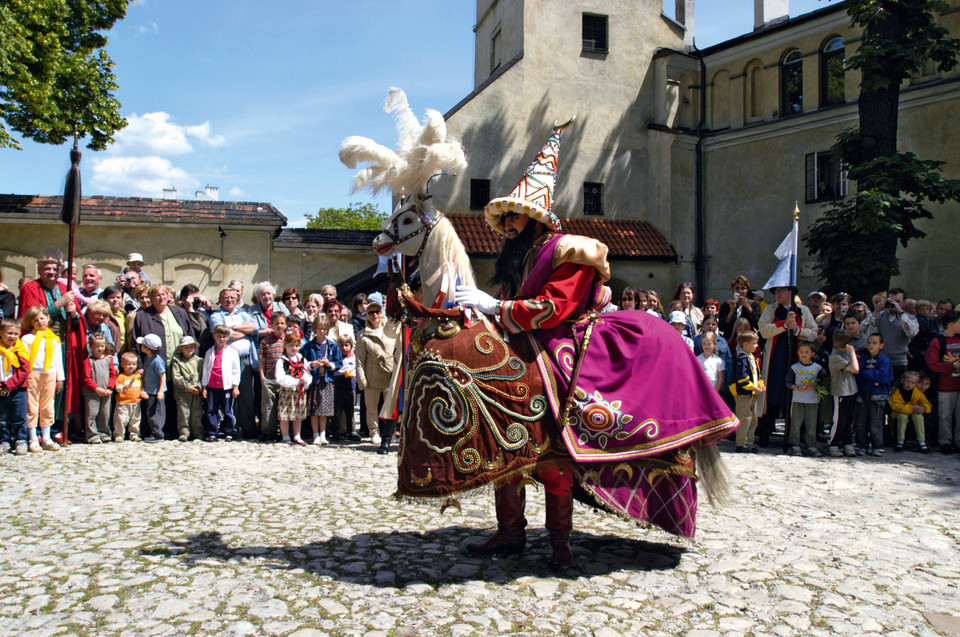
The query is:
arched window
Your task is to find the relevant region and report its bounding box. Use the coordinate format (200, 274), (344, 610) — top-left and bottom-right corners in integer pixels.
(821, 37), (845, 107)
(743, 60), (763, 122)
(711, 70), (730, 129)
(780, 49), (803, 116)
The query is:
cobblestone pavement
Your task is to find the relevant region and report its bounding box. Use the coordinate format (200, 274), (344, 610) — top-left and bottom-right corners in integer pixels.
(2, 437), (959, 637)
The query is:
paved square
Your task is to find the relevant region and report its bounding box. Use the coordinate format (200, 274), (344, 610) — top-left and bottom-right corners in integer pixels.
(1, 441), (958, 636)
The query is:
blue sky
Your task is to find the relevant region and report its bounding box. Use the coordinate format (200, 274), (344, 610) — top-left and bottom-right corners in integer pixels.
(0, 0), (832, 227)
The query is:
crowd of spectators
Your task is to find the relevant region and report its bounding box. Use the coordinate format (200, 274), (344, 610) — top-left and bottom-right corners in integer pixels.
(2, 248), (957, 461)
(0, 247), (402, 455)
(618, 276), (960, 458)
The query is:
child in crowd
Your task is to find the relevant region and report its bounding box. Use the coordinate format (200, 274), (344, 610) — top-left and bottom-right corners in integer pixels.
(334, 333), (361, 442)
(82, 332), (116, 444)
(669, 310), (694, 350)
(275, 333), (312, 445)
(171, 336), (203, 441)
(728, 317), (753, 356)
(0, 318), (30, 455)
(785, 341), (823, 457)
(827, 329), (860, 458)
(812, 324), (833, 443)
(301, 315), (342, 445)
(20, 307), (63, 452)
(259, 313), (287, 441)
(114, 351), (144, 441)
(138, 333), (166, 443)
(731, 330), (765, 452)
(856, 333), (893, 456)
(202, 325), (241, 442)
(889, 371), (932, 453)
(925, 309), (960, 454)
(668, 302), (696, 341)
(695, 314), (733, 378)
(911, 299), (940, 367)
(697, 332), (725, 393)
(918, 372), (937, 443)
(703, 299), (720, 318)
(102, 286), (127, 353)
(843, 313), (868, 356)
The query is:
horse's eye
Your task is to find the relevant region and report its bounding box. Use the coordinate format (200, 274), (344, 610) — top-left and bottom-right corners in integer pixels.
(402, 217), (412, 225)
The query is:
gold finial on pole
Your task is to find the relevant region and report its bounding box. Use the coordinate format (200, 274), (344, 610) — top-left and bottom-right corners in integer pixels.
(793, 202), (800, 221)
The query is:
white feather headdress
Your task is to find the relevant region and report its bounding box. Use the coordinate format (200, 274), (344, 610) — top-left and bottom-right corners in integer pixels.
(339, 88), (467, 197)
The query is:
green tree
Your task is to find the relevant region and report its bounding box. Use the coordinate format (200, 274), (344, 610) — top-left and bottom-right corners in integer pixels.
(804, 0), (960, 300)
(305, 202), (386, 231)
(0, 0), (129, 150)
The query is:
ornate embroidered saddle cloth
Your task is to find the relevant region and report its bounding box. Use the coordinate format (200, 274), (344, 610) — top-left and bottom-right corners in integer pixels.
(398, 320), (561, 497)
(397, 319), (701, 537)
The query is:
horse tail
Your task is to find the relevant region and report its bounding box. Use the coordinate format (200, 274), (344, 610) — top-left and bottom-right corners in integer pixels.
(695, 441), (730, 507)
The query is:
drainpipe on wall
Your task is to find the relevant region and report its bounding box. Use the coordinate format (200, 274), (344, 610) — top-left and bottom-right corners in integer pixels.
(694, 42), (706, 298)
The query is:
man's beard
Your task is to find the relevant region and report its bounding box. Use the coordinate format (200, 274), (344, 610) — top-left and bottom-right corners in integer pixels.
(490, 221), (538, 299)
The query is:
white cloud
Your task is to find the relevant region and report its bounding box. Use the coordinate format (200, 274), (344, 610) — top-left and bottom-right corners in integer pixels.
(91, 156), (200, 196)
(228, 186), (246, 199)
(109, 112), (224, 156)
(137, 22), (159, 35)
(184, 121), (225, 148)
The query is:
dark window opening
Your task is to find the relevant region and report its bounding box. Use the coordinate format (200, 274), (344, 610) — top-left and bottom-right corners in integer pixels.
(490, 25), (502, 75)
(780, 49), (803, 116)
(470, 179), (491, 211)
(805, 151), (847, 203)
(582, 14), (608, 53)
(820, 37), (845, 107)
(584, 182), (604, 216)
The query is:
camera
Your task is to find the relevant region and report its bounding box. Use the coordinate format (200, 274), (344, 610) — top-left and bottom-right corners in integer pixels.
(885, 298), (896, 309)
(192, 297), (202, 310)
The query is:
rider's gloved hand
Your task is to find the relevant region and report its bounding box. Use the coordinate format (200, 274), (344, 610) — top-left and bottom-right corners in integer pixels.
(455, 285), (500, 315)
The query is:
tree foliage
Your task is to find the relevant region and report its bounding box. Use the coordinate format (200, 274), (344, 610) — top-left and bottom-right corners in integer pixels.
(0, 0), (129, 150)
(804, 0), (960, 299)
(305, 202), (386, 231)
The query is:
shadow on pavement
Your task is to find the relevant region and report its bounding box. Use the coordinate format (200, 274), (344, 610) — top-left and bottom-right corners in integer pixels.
(142, 526), (686, 585)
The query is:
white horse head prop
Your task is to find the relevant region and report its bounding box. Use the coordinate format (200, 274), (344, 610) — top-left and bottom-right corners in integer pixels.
(340, 88), (475, 308)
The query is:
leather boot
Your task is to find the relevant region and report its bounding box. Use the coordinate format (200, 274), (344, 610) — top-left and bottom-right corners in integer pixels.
(377, 420), (396, 455)
(545, 491), (574, 571)
(466, 483), (527, 555)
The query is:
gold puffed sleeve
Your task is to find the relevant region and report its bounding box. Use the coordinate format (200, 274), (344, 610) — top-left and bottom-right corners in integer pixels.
(552, 235), (611, 283)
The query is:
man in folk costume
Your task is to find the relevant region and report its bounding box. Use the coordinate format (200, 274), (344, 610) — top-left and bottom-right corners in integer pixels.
(757, 287), (817, 446)
(455, 122), (738, 569)
(340, 91), (735, 571)
(18, 247), (87, 436)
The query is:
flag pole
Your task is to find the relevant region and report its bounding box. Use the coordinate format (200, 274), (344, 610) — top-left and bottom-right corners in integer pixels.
(783, 202), (800, 452)
(59, 130), (83, 445)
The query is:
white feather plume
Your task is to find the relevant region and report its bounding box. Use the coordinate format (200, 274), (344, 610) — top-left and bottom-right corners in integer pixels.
(339, 88), (466, 197)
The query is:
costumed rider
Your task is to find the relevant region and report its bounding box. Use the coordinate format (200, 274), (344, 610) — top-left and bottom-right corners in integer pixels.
(456, 120), (738, 570)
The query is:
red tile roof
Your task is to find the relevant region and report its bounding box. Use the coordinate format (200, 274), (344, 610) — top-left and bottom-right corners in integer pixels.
(0, 194), (286, 225)
(446, 213), (676, 261)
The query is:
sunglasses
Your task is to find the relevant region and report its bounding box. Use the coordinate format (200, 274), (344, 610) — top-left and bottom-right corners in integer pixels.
(368, 308), (383, 314)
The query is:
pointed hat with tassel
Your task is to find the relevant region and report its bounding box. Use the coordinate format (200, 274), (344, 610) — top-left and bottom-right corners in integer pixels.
(484, 118), (574, 236)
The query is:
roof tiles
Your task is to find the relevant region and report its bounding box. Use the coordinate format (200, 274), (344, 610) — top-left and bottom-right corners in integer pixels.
(0, 194), (286, 225)
(445, 213), (676, 260)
